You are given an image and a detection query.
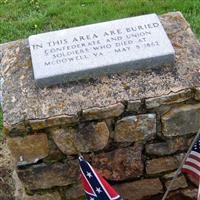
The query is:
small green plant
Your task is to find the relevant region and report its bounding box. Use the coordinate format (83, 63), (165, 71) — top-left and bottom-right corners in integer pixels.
(0, 0), (8, 4)
(29, 0), (40, 9)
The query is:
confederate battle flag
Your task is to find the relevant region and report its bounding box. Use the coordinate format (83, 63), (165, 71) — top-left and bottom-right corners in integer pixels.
(79, 156), (123, 200)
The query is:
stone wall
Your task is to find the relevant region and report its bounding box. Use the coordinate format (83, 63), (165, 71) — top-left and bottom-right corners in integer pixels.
(1, 12), (200, 200)
(7, 91), (200, 200)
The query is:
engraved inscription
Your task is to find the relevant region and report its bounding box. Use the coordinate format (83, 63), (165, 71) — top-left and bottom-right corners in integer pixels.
(29, 14), (175, 87)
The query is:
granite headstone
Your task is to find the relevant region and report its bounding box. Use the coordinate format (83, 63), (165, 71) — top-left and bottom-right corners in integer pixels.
(29, 13), (175, 87)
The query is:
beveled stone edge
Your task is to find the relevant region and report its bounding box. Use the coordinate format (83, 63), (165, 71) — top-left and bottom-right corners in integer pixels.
(3, 87), (197, 135)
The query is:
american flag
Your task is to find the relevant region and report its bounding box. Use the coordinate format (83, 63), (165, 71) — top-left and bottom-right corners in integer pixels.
(79, 156), (123, 200)
(182, 135), (200, 179)
(181, 135), (200, 200)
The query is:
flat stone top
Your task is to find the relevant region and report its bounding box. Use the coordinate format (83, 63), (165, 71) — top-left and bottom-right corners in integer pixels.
(2, 12), (200, 127)
(29, 13), (175, 87)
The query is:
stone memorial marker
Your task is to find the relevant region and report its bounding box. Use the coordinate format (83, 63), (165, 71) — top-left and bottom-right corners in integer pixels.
(3, 12), (200, 200)
(29, 13), (175, 87)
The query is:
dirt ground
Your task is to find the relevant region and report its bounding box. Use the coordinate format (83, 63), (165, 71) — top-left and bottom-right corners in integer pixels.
(0, 138), (15, 200)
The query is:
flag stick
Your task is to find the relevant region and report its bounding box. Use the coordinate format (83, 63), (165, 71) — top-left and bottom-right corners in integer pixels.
(161, 130), (200, 200)
(198, 179), (200, 200)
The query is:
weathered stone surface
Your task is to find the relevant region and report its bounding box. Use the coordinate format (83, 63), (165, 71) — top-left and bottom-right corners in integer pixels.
(162, 171), (177, 179)
(162, 104), (200, 137)
(194, 87), (200, 101)
(114, 114), (156, 143)
(174, 153), (187, 165)
(8, 134), (48, 166)
(145, 89), (192, 109)
(30, 114), (79, 130)
(17, 160), (79, 190)
(181, 188), (198, 199)
(12, 170), (26, 200)
(167, 136), (192, 153)
(51, 121), (109, 155)
(114, 178), (163, 200)
(3, 12), (200, 134)
(82, 103), (124, 121)
(186, 174), (199, 187)
(23, 192), (61, 200)
(127, 99), (141, 112)
(165, 176), (188, 191)
(166, 188), (198, 200)
(65, 184), (84, 200)
(4, 121), (27, 136)
(0, 41), (17, 64)
(146, 142), (170, 156)
(146, 156), (179, 175)
(43, 138), (65, 162)
(146, 136), (192, 156)
(92, 145), (143, 181)
(0, 167), (15, 200)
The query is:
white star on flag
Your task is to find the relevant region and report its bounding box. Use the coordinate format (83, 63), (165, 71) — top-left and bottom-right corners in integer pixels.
(86, 171), (93, 178)
(96, 187), (102, 193)
(79, 156), (123, 200)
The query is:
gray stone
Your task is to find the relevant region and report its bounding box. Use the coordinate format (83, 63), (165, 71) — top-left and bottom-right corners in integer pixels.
(194, 87), (200, 101)
(127, 99), (142, 112)
(91, 144), (144, 181)
(82, 103), (124, 120)
(29, 14), (175, 87)
(114, 114), (156, 143)
(50, 121), (109, 155)
(114, 178), (163, 200)
(145, 89), (192, 109)
(29, 114), (79, 131)
(162, 104), (200, 137)
(186, 173), (199, 187)
(166, 188), (198, 199)
(8, 134), (49, 166)
(164, 176), (188, 191)
(23, 192), (61, 200)
(162, 171), (177, 180)
(145, 136), (192, 156)
(146, 156), (179, 175)
(65, 184), (84, 200)
(181, 188), (198, 199)
(17, 161), (79, 191)
(174, 153), (186, 164)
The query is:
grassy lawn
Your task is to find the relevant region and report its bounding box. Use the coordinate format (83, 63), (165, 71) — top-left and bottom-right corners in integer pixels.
(0, 0), (200, 44)
(0, 0), (200, 135)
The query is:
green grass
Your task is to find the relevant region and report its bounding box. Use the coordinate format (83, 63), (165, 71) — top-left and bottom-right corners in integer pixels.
(0, 0), (200, 135)
(0, 0), (200, 43)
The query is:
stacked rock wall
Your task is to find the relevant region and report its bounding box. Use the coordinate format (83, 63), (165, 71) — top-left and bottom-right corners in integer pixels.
(7, 90), (200, 200)
(1, 12), (200, 200)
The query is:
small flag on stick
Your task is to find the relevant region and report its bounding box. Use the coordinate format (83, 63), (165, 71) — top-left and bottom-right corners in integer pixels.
(182, 135), (200, 179)
(182, 135), (200, 200)
(79, 156), (123, 200)
(162, 132), (200, 200)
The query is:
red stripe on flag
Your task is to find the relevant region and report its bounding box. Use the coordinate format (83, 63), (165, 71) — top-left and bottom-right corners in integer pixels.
(189, 154), (200, 162)
(181, 168), (199, 180)
(80, 171), (95, 195)
(184, 161), (200, 171)
(94, 169), (120, 199)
